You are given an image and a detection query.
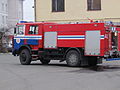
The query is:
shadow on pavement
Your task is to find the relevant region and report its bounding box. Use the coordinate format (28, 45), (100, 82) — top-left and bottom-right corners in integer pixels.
(15, 62), (120, 73)
(68, 65), (120, 73)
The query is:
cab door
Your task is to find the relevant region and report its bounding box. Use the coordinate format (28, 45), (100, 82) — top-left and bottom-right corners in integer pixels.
(14, 25), (25, 50)
(26, 25), (39, 45)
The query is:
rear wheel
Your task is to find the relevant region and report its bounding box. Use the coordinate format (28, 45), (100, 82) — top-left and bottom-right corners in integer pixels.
(19, 49), (31, 65)
(40, 59), (50, 65)
(66, 50), (82, 67)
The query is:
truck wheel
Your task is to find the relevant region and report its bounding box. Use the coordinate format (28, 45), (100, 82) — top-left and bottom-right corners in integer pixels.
(40, 59), (50, 65)
(88, 57), (97, 66)
(19, 49), (31, 65)
(66, 50), (81, 67)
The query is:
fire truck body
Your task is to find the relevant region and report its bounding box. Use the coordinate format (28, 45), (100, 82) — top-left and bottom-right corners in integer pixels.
(12, 22), (120, 66)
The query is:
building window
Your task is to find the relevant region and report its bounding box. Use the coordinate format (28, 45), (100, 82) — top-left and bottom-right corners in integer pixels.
(2, 3), (4, 11)
(52, 0), (65, 12)
(2, 16), (4, 24)
(6, 4), (8, 12)
(6, 16), (7, 24)
(87, 0), (101, 11)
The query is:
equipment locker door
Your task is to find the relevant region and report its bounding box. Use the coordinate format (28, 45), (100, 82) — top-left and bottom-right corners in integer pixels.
(44, 32), (57, 48)
(85, 31), (100, 55)
(117, 29), (120, 51)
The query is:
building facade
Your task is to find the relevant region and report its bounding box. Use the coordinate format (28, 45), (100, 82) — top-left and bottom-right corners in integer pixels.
(0, 0), (24, 48)
(8, 0), (24, 32)
(0, 0), (24, 31)
(0, 0), (8, 30)
(35, 0), (120, 23)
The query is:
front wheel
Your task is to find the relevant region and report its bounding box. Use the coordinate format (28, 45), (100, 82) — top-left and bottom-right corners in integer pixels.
(66, 50), (81, 67)
(19, 49), (31, 65)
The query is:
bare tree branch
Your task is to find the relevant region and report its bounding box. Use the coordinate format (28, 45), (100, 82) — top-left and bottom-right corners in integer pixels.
(0, 26), (14, 53)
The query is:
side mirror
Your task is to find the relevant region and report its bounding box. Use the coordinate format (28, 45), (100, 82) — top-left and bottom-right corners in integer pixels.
(14, 27), (16, 34)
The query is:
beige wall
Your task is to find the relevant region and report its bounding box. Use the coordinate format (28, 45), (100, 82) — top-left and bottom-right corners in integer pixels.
(35, 0), (120, 22)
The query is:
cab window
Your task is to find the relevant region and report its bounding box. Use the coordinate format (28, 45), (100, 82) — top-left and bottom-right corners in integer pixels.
(28, 25), (38, 34)
(16, 25), (25, 35)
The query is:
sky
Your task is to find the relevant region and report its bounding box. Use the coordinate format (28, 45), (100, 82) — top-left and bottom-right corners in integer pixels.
(23, 0), (34, 21)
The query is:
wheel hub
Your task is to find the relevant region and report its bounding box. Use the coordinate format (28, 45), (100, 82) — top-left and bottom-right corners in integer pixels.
(69, 54), (77, 64)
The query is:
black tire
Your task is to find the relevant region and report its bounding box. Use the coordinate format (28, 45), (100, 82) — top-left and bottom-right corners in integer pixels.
(66, 50), (81, 67)
(19, 49), (31, 65)
(40, 59), (50, 65)
(88, 57), (97, 66)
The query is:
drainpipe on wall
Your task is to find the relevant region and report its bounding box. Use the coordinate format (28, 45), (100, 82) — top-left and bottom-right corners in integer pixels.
(34, 0), (36, 22)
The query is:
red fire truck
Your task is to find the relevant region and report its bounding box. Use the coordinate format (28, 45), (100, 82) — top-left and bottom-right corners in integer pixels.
(12, 22), (120, 66)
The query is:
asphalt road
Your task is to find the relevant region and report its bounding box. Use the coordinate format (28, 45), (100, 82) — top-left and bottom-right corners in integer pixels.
(0, 54), (120, 90)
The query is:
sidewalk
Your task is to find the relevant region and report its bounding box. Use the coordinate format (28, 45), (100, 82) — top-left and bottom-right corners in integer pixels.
(0, 53), (12, 55)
